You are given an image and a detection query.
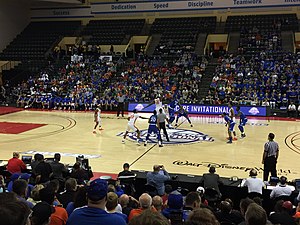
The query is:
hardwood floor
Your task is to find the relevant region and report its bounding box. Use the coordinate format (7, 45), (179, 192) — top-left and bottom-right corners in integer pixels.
(0, 110), (299, 181)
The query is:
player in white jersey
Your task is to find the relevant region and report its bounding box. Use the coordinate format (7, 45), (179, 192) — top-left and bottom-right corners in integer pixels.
(228, 101), (237, 140)
(122, 109), (147, 145)
(155, 97), (164, 113)
(93, 107), (103, 133)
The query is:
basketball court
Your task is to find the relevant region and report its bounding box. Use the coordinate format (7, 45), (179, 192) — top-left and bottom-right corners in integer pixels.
(0, 108), (299, 181)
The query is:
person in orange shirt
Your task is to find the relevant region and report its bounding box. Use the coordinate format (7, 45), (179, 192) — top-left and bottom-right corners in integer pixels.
(7, 152), (26, 174)
(39, 187), (68, 225)
(128, 193), (156, 221)
(294, 202), (300, 219)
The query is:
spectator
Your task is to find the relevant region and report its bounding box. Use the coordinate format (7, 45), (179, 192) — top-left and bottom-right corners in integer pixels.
(0, 192), (17, 204)
(0, 197), (31, 225)
(118, 163), (135, 178)
(238, 198), (255, 225)
(66, 178), (126, 225)
(128, 209), (169, 225)
(119, 194), (138, 217)
(245, 203), (269, 225)
(162, 190), (188, 221)
(31, 153), (44, 177)
(288, 101), (297, 118)
(146, 165), (170, 196)
(50, 153), (69, 182)
(0, 175), (5, 193)
(269, 200), (296, 225)
(200, 166), (223, 195)
(27, 184), (45, 206)
(31, 201), (55, 225)
(270, 176), (293, 200)
(19, 173), (34, 198)
(118, 163), (136, 195)
(240, 169), (265, 197)
(183, 191), (201, 216)
(39, 187), (68, 225)
(70, 162), (89, 185)
(66, 186), (87, 216)
(129, 193), (154, 221)
(35, 155), (53, 184)
(12, 179), (34, 209)
(152, 195), (163, 212)
(215, 200), (244, 225)
(161, 184), (173, 206)
(106, 192), (127, 223)
(7, 173), (21, 192)
(293, 202), (300, 219)
(6, 152), (26, 174)
(186, 208), (220, 225)
(108, 183), (124, 198)
(58, 178), (78, 208)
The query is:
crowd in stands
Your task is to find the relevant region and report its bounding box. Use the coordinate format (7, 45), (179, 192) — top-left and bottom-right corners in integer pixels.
(1, 152), (300, 225)
(12, 52), (205, 111)
(239, 27), (282, 56)
(207, 52), (300, 111)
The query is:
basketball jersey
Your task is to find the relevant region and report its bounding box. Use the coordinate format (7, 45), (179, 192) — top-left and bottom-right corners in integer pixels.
(229, 107), (236, 122)
(239, 110), (246, 121)
(149, 115), (158, 126)
(128, 113), (139, 125)
(155, 101), (163, 112)
(224, 115), (234, 124)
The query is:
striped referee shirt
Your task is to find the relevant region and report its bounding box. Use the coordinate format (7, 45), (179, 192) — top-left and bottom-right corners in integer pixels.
(264, 141), (279, 157)
(157, 112), (167, 123)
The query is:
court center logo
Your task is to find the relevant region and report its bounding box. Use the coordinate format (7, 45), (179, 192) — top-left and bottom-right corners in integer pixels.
(117, 128), (214, 145)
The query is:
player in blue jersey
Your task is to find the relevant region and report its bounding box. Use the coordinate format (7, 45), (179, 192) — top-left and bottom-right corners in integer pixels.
(175, 105), (193, 127)
(222, 112), (236, 144)
(167, 99), (179, 127)
(236, 106), (247, 138)
(144, 110), (163, 147)
(164, 104), (175, 129)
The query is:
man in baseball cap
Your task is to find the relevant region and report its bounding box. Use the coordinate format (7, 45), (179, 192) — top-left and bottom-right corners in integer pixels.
(67, 179), (126, 225)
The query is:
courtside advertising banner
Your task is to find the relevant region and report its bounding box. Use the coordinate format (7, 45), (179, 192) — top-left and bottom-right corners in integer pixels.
(128, 103), (267, 116)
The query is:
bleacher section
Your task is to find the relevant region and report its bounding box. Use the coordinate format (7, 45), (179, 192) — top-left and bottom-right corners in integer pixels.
(151, 17), (216, 59)
(82, 19), (145, 45)
(0, 21), (81, 61)
(225, 14), (298, 32)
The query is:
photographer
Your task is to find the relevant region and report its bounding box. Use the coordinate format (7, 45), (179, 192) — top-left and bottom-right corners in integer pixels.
(70, 162), (89, 185)
(146, 165), (170, 196)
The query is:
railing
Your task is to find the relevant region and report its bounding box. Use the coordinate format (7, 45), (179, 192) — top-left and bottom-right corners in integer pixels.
(0, 61), (21, 72)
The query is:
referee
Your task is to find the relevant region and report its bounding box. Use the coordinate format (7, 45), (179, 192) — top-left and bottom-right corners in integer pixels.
(262, 133), (279, 181)
(158, 108), (170, 142)
(117, 93), (125, 118)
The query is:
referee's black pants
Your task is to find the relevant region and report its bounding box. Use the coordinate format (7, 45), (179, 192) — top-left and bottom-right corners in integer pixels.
(159, 122), (170, 142)
(263, 156), (277, 181)
(117, 102), (124, 117)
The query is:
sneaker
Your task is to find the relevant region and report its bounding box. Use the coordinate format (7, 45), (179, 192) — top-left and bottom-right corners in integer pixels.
(190, 124), (193, 127)
(93, 131), (96, 134)
(175, 124), (178, 127)
(233, 137), (238, 141)
(241, 134), (246, 138)
(122, 140), (125, 144)
(227, 140), (232, 144)
(99, 128), (104, 130)
(137, 140), (141, 146)
(159, 144), (163, 147)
